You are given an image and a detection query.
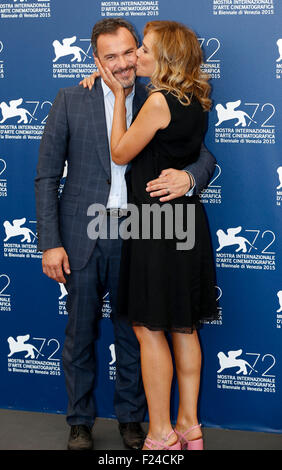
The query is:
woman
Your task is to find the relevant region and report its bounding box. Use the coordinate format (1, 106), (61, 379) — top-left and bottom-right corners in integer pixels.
(95, 21), (218, 450)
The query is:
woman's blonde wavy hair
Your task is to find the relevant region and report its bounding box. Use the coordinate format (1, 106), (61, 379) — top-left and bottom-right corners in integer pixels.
(144, 21), (212, 111)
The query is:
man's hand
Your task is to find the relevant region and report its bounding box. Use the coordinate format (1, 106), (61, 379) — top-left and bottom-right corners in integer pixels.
(146, 168), (192, 202)
(42, 247), (71, 284)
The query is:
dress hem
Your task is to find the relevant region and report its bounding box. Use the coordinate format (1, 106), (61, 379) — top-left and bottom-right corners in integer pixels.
(129, 316), (218, 334)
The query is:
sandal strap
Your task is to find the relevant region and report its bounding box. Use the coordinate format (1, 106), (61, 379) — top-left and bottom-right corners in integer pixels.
(144, 437), (155, 450)
(145, 437), (168, 450)
(175, 424), (202, 439)
(145, 430), (177, 450)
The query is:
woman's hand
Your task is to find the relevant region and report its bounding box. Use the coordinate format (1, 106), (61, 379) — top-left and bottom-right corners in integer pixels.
(79, 72), (100, 90)
(94, 56), (124, 96)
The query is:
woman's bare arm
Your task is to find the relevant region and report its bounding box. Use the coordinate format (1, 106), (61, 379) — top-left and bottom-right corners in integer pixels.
(111, 92), (170, 165)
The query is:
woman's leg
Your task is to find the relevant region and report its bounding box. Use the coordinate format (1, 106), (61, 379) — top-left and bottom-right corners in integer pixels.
(171, 330), (203, 440)
(133, 326), (178, 448)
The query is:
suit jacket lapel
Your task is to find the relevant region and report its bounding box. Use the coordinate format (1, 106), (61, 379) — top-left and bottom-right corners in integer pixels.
(88, 79), (111, 178)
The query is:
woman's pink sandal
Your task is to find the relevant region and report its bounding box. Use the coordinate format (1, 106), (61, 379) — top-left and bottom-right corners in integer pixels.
(175, 424), (203, 450)
(144, 430), (181, 450)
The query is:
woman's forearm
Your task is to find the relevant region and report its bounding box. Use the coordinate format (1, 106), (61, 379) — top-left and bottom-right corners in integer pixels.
(111, 91), (127, 162)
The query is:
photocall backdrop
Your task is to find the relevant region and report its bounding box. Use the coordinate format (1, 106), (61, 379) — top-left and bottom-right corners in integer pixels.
(0, 0), (281, 433)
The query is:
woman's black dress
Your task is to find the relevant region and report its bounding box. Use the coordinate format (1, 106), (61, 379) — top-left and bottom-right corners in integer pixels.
(117, 91), (218, 333)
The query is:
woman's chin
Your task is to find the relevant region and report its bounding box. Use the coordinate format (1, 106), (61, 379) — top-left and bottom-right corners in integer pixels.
(136, 70), (148, 78)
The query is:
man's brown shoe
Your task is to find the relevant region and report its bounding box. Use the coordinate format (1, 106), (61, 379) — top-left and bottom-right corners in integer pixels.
(119, 422), (146, 450)
(67, 425), (93, 450)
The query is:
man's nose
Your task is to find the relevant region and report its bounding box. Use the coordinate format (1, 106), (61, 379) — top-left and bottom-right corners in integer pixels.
(116, 55), (128, 69)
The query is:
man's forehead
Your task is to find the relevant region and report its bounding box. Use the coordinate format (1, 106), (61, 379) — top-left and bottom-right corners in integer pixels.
(97, 28), (137, 56)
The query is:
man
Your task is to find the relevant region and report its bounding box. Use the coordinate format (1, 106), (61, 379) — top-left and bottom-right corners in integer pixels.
(35, 18), (216, 451)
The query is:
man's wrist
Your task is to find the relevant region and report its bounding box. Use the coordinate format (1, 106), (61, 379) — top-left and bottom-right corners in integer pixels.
(42, 245), (63, 253)
(183, 170), (195, 194)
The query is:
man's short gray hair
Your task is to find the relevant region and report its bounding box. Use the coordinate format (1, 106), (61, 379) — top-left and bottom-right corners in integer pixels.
(91, 18), (139, 56)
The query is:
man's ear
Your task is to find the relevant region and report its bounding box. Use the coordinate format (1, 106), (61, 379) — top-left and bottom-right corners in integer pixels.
(93, 53), (100, 67)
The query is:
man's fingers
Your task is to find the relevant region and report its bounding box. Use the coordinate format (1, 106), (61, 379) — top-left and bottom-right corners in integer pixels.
(44, 266), (55, 281)
(148, 186), (181, 201)
(42, 248), (70, 283)
(146, 181), (168, 191)
(159, 193), (178, 202)
(148, 188), (171, 198)
(63, 264), (71, 275)
(63, 255), (71, 275)
(43, 263), (66, 283)
(53, 266), (66, 284)
(146, 171), (173, 187)
(42, 262), (47, 276)
(146, 178), (159, 186)
(159, 168), (173, 176)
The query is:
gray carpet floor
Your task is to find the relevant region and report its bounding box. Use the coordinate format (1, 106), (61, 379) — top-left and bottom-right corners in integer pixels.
(0, 408), (281, 450)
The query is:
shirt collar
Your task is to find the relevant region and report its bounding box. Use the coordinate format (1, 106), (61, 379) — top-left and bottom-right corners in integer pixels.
(101, 78), (135, 100)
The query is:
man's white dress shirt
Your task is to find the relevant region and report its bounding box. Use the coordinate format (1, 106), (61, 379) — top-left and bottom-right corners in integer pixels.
(102, 79), (134, 209)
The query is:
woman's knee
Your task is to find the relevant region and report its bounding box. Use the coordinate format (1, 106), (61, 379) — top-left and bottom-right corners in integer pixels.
(133, 326), (164, 344)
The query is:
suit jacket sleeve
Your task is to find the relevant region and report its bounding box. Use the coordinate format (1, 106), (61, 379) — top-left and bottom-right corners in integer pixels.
(35, 88), (69, 252)
(184, 143), (216, 195)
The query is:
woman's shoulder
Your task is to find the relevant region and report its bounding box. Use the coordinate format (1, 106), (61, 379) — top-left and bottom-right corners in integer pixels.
(148, 91), (179, 115)
(136, 91), (171, 131)
(143, 92), (171, 119)
(153, 90), (202, 108)
(147, 91), (170, 108)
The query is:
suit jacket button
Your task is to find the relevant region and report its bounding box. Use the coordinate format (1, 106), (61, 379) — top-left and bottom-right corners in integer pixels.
(107, 179), (111, 185)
